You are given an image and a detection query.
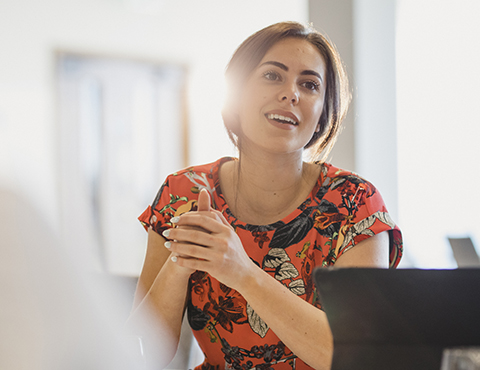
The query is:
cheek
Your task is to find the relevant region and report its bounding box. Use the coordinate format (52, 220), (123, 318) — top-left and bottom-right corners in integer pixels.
(317, 92), (327, 116)
(241, 92), (267, 116)
(307, 98), (325, 124)
(316, 102), (325, 121)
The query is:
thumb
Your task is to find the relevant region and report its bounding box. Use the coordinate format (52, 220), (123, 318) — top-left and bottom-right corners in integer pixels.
(197, 188), (211, 212)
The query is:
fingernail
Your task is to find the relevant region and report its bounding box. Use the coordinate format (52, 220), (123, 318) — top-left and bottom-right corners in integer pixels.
(170, 216), (180, 223)
(164, 241), (171, 249)
(171, 255), (178, 263)
(162, 229), (170, 238)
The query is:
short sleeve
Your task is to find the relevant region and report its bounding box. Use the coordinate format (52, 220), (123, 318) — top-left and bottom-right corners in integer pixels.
(335, 180), (403, 268)
(138, 180), (171, 235)
(138, 173), (200, 236)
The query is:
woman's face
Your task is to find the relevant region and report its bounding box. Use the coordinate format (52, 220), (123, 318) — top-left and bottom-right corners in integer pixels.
(237, 37), (327, 156)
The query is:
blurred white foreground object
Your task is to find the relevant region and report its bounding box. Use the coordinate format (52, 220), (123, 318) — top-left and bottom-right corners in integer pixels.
(0, 188), (148, 370)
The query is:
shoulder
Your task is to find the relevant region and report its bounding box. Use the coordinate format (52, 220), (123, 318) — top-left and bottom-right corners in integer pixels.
(168, 157), (226, 178)
(314, 162), (391, 229)
(163, 157), (233, 187)
(317, 163), (402, 268)
(316, 162), (379, 199)
(151, 157), (234, 210)
(320, 162), (371, 184)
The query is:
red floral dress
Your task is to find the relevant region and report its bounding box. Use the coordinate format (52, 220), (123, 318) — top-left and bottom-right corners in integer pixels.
(138, 157), (403, 370)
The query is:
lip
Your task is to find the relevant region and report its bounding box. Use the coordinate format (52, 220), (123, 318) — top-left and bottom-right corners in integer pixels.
(265, 109), (300, 125)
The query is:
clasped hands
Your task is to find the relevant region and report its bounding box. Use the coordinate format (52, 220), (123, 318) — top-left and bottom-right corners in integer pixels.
(162, 188), (253, 290)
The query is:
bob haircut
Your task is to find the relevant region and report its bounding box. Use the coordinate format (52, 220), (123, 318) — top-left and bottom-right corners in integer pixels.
(222, 21), (351, 162)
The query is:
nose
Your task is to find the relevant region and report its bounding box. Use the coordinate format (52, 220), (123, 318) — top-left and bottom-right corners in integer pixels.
(279, 84), (299, 104)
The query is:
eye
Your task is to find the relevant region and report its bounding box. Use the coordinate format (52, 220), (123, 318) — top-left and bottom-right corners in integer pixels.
(262, 70), (281, 81)
(302, 80), (320, 91)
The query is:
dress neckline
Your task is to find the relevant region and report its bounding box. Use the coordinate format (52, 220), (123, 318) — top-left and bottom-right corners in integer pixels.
(212, 156), (324, 228)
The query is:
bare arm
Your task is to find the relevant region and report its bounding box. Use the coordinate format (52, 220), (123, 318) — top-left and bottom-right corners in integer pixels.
(127, 229), (193, 369)
(132, 228), (172, 309)
(334, 231), (389, 269)
(128, 189), (212, 369)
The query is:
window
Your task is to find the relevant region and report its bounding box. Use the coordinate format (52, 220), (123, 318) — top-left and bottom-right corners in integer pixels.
(56, 53), (188, 275)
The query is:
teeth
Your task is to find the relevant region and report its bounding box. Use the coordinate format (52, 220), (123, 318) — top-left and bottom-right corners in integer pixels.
(267, 113), (298, 125)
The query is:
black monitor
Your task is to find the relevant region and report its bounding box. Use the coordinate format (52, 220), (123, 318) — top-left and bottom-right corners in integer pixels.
(313, 268), (480, 370)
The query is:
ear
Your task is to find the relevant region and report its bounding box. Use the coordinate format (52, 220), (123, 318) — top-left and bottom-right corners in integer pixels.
(315, 122), (321, 133)
(222, 105), (241, 134)
(222, 98), (240, 128)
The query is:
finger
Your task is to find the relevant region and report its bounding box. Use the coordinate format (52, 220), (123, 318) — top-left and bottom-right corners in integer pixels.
(211, 209), (231, 227)
(167, 240), (215, 260)
(163, 225), (219, 247)
(172, 213), (225, 234)
(173, 254), (210, 272)
(197, 188), (210, 212)
(188, 210), (219, 221)
(169, 251), (197, 262)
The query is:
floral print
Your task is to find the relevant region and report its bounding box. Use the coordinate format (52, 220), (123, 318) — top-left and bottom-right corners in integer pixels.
(138, 157), (403, 369)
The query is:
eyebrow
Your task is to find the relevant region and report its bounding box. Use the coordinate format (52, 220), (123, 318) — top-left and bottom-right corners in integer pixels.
(259, 61), (323, 82)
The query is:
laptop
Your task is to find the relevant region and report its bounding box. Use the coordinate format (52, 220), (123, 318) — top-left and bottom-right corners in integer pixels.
(448, 237), (480, 268)
(313, 268), (480, 370)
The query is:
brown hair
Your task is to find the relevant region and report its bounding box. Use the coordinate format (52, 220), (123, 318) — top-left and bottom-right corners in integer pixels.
(222, 21), (351, 162)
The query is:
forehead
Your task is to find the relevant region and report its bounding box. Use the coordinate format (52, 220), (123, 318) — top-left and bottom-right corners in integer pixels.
(258, 38), (326, 74)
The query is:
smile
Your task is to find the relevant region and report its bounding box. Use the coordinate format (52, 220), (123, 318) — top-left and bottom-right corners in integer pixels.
(266, 113), (298, 126)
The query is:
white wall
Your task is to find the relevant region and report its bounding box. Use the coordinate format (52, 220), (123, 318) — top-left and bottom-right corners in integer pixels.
(353, 0), (398, 222)
(308, 0), (356, 172)
(396, 0), (480, 268)
(0, 0), (307, 269)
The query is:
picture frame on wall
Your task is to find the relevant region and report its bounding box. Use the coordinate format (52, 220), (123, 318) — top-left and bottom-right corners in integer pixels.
(56, 51), (189, 276)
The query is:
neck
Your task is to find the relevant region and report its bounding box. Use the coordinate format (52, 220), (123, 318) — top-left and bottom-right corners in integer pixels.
(238, 150), (305, 192)
(221, 146), (319, 225)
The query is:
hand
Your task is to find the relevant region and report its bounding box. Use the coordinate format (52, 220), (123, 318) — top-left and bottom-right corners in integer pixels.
(163, 189), (255, 290)
(167, 188), (213, 276)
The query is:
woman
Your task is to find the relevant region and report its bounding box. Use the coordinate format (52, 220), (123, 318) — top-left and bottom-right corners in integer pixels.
(129, 21), (403, 370)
